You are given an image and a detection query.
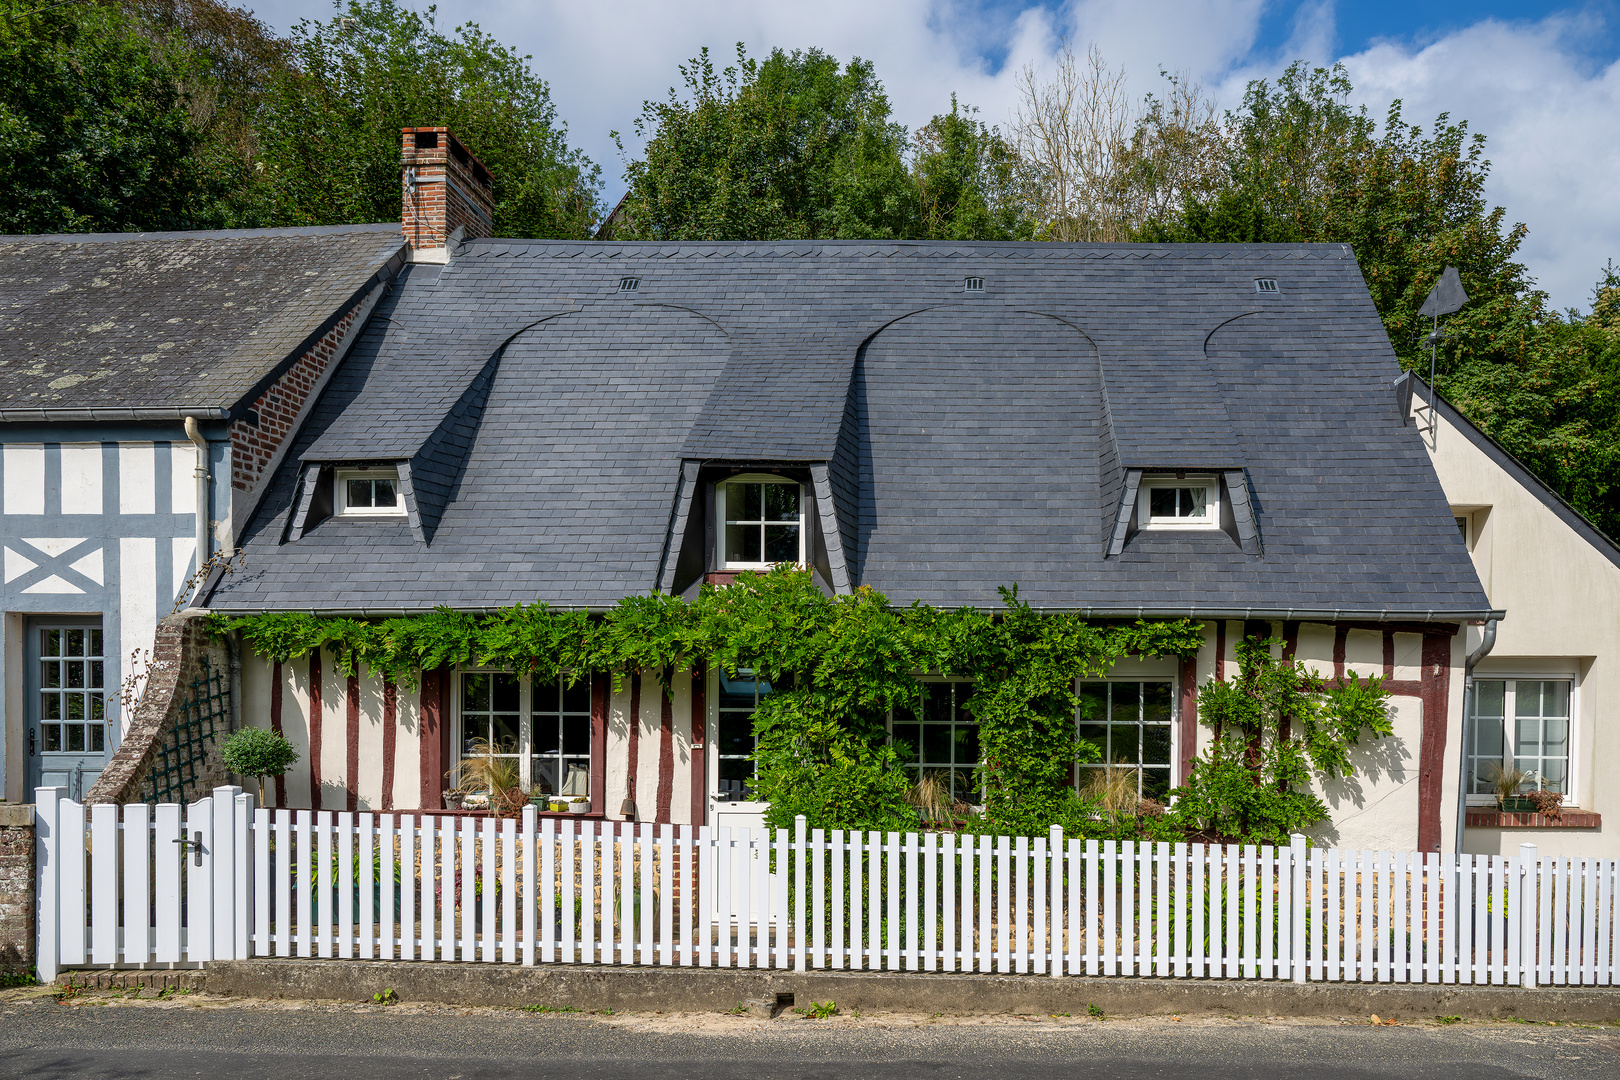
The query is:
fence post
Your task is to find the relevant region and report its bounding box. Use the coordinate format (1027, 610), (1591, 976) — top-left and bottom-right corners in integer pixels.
(1290, 834), (1307, 983)
(1049, 825), (1064, 979)
(234, 791), (256, 960)
(794, 816), (808, 972)
(32, 787), (65, 983)
(211, 785), (242, 959)
(1519, 843), (1538, 989)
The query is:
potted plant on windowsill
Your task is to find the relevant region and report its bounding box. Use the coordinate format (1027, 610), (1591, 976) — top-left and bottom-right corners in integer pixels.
(1485, 764), (1534, 812)
(568, 797), (589, 814)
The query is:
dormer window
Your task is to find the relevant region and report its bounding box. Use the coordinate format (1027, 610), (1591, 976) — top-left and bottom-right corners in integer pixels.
(335, 466), (405, 517)
(1138, 475), (1218, 529)
(717, 475), (803, 569)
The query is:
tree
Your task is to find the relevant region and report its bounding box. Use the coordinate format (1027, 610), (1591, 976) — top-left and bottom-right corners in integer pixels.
(617, 44), (916, 241)
(0, 0), (212, 232)
(219, 727), (300, 804)
(911, 97), (1035, 241)
(1170, 636), (1393, 844)
(255, 0), (601, 237)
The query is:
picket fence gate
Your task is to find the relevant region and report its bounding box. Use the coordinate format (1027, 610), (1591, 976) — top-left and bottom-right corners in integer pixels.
(32, 786), (1620, 987)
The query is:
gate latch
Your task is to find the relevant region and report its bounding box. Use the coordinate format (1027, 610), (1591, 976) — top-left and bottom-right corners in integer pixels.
(172, 831), (204, 867)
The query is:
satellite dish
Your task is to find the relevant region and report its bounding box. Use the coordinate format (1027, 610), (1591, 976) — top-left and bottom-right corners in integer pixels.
(1419, 266), (1469, 318)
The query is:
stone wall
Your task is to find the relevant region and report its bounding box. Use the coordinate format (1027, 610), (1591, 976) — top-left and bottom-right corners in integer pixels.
(85, 610), (228, 805)
(0, 804), (33, 977)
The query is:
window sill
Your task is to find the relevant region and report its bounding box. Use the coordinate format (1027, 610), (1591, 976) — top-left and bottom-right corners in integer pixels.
(1465, 809), (1601, 829)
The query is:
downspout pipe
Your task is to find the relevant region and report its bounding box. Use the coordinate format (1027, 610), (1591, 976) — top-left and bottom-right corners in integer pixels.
(184, 417), (210, 602)
(1454, 619), (1499, 854)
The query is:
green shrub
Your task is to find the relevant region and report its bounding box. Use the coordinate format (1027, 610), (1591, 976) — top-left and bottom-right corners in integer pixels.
(219, 727), (299, 803)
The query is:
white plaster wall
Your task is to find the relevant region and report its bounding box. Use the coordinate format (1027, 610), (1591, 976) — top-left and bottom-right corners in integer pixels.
(281, 658), (313, 809)
(318, 651), (345, 811)
(634, 677), (661, 820)
(605, 681), (631, 821)
(670, 669), (694, 826)
(394, 683), (422, 811)
(355, 667), (386, 811)
(1427, 406), (1619, 857)
(1311, 695), (1422, 853)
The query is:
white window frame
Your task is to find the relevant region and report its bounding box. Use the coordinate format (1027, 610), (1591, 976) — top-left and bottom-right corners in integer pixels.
(1137, 475), (1220, 529)
(1465, 673), (1579, 806)
(715, 473), (805, 570)
(334, 466), (406, 517)
(885, 677), (983, 808)
(452, 669), (594, 808)
(1075, 675), (1178, 804)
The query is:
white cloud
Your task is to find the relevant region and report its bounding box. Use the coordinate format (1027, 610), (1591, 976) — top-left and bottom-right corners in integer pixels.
(242, 0), (1617, 308)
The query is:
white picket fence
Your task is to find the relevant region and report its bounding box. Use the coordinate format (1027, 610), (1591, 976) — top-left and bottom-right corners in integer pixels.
(33, 785), (1620, 987)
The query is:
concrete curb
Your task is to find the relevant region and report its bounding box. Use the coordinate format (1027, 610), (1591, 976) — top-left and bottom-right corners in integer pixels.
(200, 960), (1620, 1022)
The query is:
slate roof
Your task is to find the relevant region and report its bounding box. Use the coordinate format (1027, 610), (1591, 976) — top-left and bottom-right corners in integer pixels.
(0, 224), (406, 418)
(209, 239), (1496, 619)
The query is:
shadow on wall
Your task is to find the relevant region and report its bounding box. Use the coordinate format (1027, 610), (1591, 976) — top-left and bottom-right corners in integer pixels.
(1308, 697), (1422, 850)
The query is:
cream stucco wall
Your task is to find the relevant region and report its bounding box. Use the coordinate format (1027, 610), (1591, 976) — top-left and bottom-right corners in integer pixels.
(1425, 403), (1619, 856)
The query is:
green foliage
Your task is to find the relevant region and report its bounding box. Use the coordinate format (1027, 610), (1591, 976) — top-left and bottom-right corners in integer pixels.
(253, 0), (601, 237)
(912, 97), (1035, 241)
(216, 568), (1204, 835)
(618, 44), (914, 241)
(1169, 636), (1393, 845)
(796, 1000), (838, 1018)
(0, 0), (211, 232)
(218, 726), (300, 780)
(372, 987), (398, 1005)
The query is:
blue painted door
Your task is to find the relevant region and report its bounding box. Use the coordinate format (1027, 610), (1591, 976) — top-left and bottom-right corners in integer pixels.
(25, 620), (108, 800)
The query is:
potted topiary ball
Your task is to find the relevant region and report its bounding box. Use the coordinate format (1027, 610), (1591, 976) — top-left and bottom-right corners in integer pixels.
(219, 728), (300, 805)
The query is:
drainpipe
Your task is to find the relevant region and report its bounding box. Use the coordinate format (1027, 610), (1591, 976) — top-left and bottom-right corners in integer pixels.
(183, 417), (210, 603)
(1454, 619), (1499, 854)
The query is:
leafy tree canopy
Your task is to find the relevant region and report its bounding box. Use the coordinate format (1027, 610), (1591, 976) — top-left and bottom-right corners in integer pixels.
(911, 97), (1035, 241)
(256, 0), (601, 237)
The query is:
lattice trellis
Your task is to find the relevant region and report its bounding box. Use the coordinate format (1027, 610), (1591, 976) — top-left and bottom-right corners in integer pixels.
(142, 657), (231, 805)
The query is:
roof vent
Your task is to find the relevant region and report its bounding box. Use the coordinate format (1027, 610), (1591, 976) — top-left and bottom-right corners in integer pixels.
(1255, 278), (1279, 294)
(617, 276), (640, 293)
(964, 277), (984, 292)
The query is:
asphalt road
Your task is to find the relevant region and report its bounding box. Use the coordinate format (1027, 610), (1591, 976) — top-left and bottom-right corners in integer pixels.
(1, 995), (1617, 1080)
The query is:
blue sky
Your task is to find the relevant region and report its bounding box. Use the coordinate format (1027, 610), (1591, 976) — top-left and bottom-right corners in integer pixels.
(245, 0), (1620, 310)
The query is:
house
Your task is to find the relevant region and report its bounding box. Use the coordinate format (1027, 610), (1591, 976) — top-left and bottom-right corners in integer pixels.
(0, 222), (409, 800)
(1416, 383), (1617, 854)
(87, 127), (1492, 855)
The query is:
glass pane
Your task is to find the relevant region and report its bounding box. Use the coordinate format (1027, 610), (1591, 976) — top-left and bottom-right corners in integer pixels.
(725, 523), (760, 563)
(725, 482), (761, 521)
(492, 674), (520, 712)
(90, 725), (105, 753)
(462, 673), (490, 712)
(1111, 681), (1140, 719)
(719, 758), (752, 785)
(1543, 681), (1570, 717)
(1474, 713), (1503, 758)
(1143, 724), (1172, 765)
(372, 479), (397, 507)
(1541, 760), (1566, 789)
(1474, 680), (1505, 717)
(1515, 683), (1544, 718)
(533, 678), (560, 714)
(347, 478), (372, 508)
(891, 723), (920, 763)
(41, 628), (58, 656)
(531, 759), (560, 794)
(1078, 683), (1107, 723)
(718, 712), (753, 756)
(1109, 724), (1140, 764)
(1142, 767), (1171, 802)
(492, 713), (519, 750)
(66, 694), (84, 720)
(1184, 487), (1207, 517)
(66, 629), (84, 656)
(1141, 682), (1172, 724)
(562, 714), (590, 755)
(955, 724), (979, 766)
(923, 724), (951, 765)
(763, 524), (798, 562)
(954, 684), (975, 721)
(41, 661), (59, 688)
(923, 686), (952, 725)
(66, 661), (84, 688)
(1149, 487), (1176, 517)
(67, 725), (84, 752)
(562, 679), (591, 714)
(89, 661), (103, 688)
(1542, 716), (1568, 754)
(1078, 723), (1108, 756)
(42, 695), (59, 720)
(89, 629), (102, 656)
(764, 483), (799, 521)
(43, 724), (61, 751)
(89, 695), (104, 720)
(1516, 718), (1541, 756)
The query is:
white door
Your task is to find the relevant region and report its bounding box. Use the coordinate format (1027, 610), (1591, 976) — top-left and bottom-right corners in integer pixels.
(707, 667), (771, 830)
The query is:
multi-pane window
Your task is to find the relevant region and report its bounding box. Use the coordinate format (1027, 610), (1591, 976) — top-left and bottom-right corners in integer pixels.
(1468, 679), (1572, 795)
(457, 673), (593, 802)
(1076, 681), (1174, 802)
(1138, 477), (1217, 528)
(718, 477), (802, 568)
(890, 681), (980, 806)
(336, 467), (404, 516)
(39, 627), (106, 753)
(716, 669), (775, 797)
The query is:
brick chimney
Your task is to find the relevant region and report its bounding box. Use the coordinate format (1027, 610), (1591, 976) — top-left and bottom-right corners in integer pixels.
(400, 127), (495, 262)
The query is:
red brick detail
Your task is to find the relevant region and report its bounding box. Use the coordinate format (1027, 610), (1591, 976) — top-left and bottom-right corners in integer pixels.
(381, 680), (397, 812)
(1415, 634), (1454, 853)
(590, 673), (610, 817)
(345, 671), (360, 813)
(1177, 655), (1198, 786)
(657, 685), (675, 824)
(419, 668), (448, 812)
(309, 649), (323, 810)
(228, 296), (367, 493)
(400, 127), (495, 251)
(1467, 809), (1602, 828)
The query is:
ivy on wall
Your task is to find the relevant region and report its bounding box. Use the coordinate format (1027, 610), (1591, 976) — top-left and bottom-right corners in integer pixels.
(210, 569), (1205, 833)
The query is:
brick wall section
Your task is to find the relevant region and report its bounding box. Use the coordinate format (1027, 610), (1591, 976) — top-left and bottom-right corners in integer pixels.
(0, 804), (34, 976)
(400, 127), (495, 250)
(229, 296), (366, 493)
(84, 612), (226, 805)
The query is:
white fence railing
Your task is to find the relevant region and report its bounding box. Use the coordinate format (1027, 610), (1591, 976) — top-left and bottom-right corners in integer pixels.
(33, 786), (1619, 986)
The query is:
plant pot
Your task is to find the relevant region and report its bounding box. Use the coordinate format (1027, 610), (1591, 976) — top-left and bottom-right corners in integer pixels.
(1500, 796), (1537, 813)
(569, 801), (589, 814)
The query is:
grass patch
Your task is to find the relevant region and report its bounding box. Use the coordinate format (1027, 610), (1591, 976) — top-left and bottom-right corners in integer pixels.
(523, 1004), (582, 1014)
